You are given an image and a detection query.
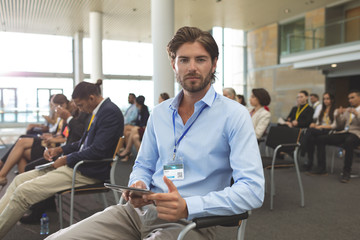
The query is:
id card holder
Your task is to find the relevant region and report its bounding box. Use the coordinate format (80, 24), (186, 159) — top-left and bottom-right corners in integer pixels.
(163, 162), (184, 180)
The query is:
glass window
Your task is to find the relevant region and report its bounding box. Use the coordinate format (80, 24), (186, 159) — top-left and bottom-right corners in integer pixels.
(83, 39), (153, 76)
(0, 32), (73, 73)
(280, 18), (306, 55)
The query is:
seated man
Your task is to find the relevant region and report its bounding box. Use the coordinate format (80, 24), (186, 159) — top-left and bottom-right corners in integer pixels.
(312, 90), (360, 183)
(284, 90), (314, 128)
(0, 80), (124, 238)
(46, 26), (264, 240)
(124, 93), (138, 126)
(310, 93), (322, 121)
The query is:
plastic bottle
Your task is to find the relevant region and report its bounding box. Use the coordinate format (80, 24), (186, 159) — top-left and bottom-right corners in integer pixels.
(40, 213), (49, 235)
(338, 148), (344, 158)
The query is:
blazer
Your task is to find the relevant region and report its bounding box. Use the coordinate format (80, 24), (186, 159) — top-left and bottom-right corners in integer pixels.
(135, 105), (150, 127)
(287, 104), (314, 128)
(62, 98), (124, 181)
(251, 107), (271, 139)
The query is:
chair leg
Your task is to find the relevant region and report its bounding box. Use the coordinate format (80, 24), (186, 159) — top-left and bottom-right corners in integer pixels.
(58, 194), (63, 229)
(101, 193), (109, 208)
(238, 219), (247, 240)
(293, 148), (305, 207)
(113, 190), (119, 204)
(331, 147), (336, 174)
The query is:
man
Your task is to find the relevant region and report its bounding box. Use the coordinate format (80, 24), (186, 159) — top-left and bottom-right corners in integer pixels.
(0, 80), (123, 238)
(285, 90), (314, 128)
(124, 93), (138, 125)
(222, 87), (237, 101)
(312, 90), (360, 183)
(47, 26), (264, 240)
(310, 93), (322, 121)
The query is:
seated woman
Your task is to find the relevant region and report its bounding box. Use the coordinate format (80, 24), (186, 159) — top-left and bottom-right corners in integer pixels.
(0, 94), (73, 187)
(303, 92), (336, 172)
(119, 95), (149, 159)
(249, 88), (271, 140)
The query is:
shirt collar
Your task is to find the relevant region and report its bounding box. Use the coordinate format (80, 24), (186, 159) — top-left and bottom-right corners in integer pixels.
(92, 97), (107, 116)
(169, 85), (216, 111)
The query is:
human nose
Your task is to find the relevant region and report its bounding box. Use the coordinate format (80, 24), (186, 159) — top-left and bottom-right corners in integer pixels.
(188, 59), (197, 72)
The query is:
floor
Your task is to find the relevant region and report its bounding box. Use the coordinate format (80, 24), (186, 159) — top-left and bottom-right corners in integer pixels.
(1, 128), (360, 239)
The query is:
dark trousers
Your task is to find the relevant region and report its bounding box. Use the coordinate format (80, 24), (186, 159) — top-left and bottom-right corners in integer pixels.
(303, 128), (330, 167)
(316, 132), (360, 173)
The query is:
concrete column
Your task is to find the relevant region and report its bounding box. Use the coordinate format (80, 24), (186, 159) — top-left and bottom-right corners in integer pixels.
(152, 0), (174, 105)
(73, 31), (84, 86)
(90, 12), (103, 82)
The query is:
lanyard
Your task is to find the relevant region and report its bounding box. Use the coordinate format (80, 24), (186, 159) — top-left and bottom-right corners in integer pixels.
(295, 104), (308, 120)
(172, 93), (217, 160)
(87, 114), (95, 131)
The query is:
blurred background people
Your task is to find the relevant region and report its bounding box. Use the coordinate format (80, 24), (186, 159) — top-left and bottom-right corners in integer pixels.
(249, 88), (271, 140)
(237, 94), (247, 106)
(124, 93), (138, 126)
(223, 87), (237, 101)
(310, 93), (322, 121)
(158, 92), (170, 103)
(284, 90), (314, 128)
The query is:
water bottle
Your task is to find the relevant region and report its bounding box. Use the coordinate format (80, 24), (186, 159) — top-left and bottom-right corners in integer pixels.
(40, 213), (49, 235)
(338, 148), (344, 158)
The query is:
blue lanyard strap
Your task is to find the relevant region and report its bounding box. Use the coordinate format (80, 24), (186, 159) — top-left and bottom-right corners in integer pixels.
(172, 93), (217, 160)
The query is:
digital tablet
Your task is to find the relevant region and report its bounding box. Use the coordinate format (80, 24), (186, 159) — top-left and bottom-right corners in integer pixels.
(35, 162), (54, 170)
(104, 183), (152, 197)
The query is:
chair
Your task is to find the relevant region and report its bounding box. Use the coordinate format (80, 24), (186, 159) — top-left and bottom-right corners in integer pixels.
(57, 136), (124, 228)
(261, 126), (304, 210)
(330, 145), (360, 177)
(177, 212), (249, 240)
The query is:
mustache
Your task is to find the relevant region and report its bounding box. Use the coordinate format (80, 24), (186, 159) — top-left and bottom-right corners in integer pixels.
(184, 73), (202, 79)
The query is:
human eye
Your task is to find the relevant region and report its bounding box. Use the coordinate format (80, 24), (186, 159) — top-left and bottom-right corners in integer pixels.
(179, 58), (188, 63)
(196, 57), (206, 63)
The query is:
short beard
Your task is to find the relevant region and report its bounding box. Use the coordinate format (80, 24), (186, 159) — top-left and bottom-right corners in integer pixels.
(176, 70), (213, 93)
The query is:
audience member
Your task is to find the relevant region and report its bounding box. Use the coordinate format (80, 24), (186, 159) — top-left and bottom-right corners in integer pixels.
(124, 93), (138, 126)
(223, 87), (237, 101)
(302, 93), (336, 171)
(0, 94), (72, 186)
(313, 90), (360, 183)
(119, 95), (150, 159)
(26, 94), (58, 135)
(310, 93), (322, 121)
(283, 90), (314, 128)
(159, 92), (170, 103)
(20, 104), (91, 224)
(249, 88), (271, 140)
(46, 26), (264, 240)
(0, 80), (124, 238)
(237, 94), (247, 106)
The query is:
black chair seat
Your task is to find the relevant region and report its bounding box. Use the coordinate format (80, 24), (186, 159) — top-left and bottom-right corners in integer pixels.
(57, 182), (109, 195)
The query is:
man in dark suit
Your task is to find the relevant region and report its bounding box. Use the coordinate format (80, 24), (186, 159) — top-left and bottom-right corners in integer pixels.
(0, 80), (124, 238)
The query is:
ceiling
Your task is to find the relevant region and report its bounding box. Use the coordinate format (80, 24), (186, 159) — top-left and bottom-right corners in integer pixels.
(0, 0), (344, 42)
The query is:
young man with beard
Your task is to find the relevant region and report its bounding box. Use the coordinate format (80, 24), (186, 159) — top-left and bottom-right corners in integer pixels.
(46, 26), (264, 240)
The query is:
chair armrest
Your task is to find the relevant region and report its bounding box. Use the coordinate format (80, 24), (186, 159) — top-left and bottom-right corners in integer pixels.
(193, 212), (248, 228)
(279, 143), (300, 148)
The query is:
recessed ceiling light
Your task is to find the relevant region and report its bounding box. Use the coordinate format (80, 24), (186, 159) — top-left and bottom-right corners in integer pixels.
(331, 64), (337, 68)
(284, 9), (291, 14)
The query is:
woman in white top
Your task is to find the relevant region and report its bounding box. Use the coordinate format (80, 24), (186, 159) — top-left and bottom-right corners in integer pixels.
(249, 88), (271, 140)
(303, 92), (336, 171)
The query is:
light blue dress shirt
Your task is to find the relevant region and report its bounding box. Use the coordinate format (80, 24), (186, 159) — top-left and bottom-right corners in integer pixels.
(129, 85), (264, 220)
(124, 104), (138, 125)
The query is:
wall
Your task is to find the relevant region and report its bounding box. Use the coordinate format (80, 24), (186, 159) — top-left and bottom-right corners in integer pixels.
(247, 22), (325, 123)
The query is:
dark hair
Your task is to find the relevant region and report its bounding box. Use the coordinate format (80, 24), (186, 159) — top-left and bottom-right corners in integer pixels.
(318, 92), (335, 125)
(252, 88), (271, 106)
(310, 93), (319, 99)
(237, 94), (246, 106)
(160, 92), (170, 101)
(136, 95), (145, 106)
(349, 89), (360, 96)
(167, 26), (219, 82)
(52, 94), (69, 105)
(72, 79), (102, 99)
(299, 90), (309, 97)
(129, 93), (136, 98)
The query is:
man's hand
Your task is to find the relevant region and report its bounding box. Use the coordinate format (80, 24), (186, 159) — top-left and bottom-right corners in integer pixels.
(44, 147), (63, 161)
(336, 107), (345, 115)
(122, 181), (151, 208)
(53, 156), (67, 168)
(291, 120), (298, 127)
(144, 176), (188, 222)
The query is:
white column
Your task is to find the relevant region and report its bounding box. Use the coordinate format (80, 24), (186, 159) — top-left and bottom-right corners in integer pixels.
(90, 12), (103, 83)
(73, 31), (84, 86)
(152, 0), (174, 105)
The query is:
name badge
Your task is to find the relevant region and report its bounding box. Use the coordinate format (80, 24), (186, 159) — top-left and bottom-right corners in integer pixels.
(163, 164), (184, 180)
